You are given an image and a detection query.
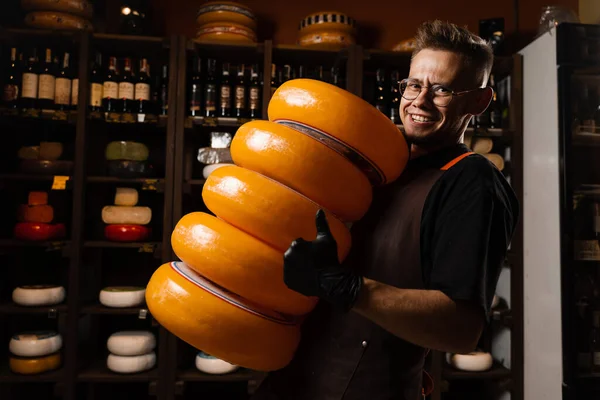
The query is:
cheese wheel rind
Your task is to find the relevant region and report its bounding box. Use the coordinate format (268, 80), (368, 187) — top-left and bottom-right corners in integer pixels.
(21, 0), (94, 19)
(28, 191), (48, 206)
(9, 331), (62, 357)
(196, 1), (257, 30)
(195, 351), (239, 374)
(12, 285), (66, 306)
(107, 352), (156, 374)
(104, 224), (151, 242)
(449, 351), (494, 372)
(99, 287), (145, 308)
(102, 206), (152, 225)
(107, 331), (156, 356)
(268, 79), (409, 185)
(114, 188), (139, 206)
(202, 165), (351, 260)
(10, 352), (61, 375)
(145, 262), (301, 371)
(24, 11), (92, 31)
(230, 120), (372, 222)
(18, 204), (54, 223)
(171, 212), (317, 316)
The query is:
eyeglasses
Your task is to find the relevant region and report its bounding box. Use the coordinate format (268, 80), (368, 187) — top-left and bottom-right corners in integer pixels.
(399, 78), (485, 107)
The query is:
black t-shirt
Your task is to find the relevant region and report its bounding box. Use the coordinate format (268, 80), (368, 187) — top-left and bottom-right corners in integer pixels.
(411, 143), (519, 317)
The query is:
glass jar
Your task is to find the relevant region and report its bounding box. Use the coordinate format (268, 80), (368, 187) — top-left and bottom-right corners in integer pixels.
(538, 6), (580, 36)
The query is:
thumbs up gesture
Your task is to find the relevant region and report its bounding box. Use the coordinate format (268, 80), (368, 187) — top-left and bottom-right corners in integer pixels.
(283, 209), (363, 312)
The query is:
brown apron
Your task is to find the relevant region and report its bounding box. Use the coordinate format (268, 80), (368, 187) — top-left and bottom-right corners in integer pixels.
(251, 151), (474, 400)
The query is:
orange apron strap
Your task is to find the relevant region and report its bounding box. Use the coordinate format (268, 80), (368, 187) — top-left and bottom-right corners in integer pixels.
(440, 151), (475, 171)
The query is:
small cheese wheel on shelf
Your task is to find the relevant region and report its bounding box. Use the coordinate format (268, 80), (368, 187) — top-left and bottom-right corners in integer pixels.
(12, 285), (66, 306)
(9, 331), (62, 357)
(10, 352), (61, 375)
(231, 120), (372, 222)
(14, 222), (66, 241)
(268, 79), (409, 187)
(107, 331), (156, 356)
(298, 11), (356, 36)
(172, 212), (317, 316)
(485, 153), (505, 171)
(21, 0), (94, 19)
(448, 351), (494, 372)
(18, 204), (54, 223)
(202, 163), (234, 178)
(101, 206), (152, 225)
(107, 351), (156, 374)
(195, 23), (257, 44)
(99, 286), (145, 308)
(105, 141), (149, 161)
(18, 146), (40, 160)
(39, 142), (63, 160)
(114, 188), (138, 206)
(195, 351), (239, 374)
(28, 191), (48, 206)
(145, 262), (301, 372)
(196, 1), (257, 30)
(24, 11), (92, 31)
(104, 224), (151, 242)
(202, 164), (351, 260)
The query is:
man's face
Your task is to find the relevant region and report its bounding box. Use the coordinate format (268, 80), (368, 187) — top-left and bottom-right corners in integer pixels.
(400, 49), (485, 148)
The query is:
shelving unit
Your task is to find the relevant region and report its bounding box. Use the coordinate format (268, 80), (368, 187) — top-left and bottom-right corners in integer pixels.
(0, 27), (524, 400)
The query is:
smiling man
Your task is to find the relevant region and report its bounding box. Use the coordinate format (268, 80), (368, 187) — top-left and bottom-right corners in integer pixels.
(251, 20), (519, 400)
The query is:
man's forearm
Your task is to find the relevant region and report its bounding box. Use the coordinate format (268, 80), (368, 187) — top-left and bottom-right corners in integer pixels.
(351, 277), (485, 354)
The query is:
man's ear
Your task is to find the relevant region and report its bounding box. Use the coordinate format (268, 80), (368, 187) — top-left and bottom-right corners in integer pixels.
(468, 86), (493, 116)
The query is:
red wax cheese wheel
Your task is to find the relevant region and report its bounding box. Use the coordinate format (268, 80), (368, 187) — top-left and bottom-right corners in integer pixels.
(231, 120), (372, 222)
(18, 204), (54, 223)
(202, 164), (351, 260)
(196, 1), (257, 31)
(28, 191), (48, 206)
(21, 0), (93, 19)
(14, 222), (66, 241)
(268, 79), (409, 186)
(171, 212), (317, 316)
(24, 11), (92, 31)
(105, 225), (151, 242)
(146, 262), (301, 371)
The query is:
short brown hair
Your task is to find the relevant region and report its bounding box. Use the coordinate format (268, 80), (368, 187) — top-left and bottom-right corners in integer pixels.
(413, 20), (494, 85)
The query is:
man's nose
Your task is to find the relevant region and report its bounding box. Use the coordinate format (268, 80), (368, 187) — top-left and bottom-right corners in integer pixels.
(410, 87), (434, 109)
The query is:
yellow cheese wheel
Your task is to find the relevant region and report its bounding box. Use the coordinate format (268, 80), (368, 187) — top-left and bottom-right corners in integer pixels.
(202, 164), (352, 260)
(298, 31), (356, 49)
(230, 120), (372, 222)
(299, 11), (356, 36)
(10, 352), (61, 374)
(171, 211), (317, 316)
(146, 261), (301, 371)
(24, 11), (92, 31)
(196, 22), (256, 43)
(21, 0), (93, 19)
(196, 1), (257, 31)
(268, 79), (409, 186)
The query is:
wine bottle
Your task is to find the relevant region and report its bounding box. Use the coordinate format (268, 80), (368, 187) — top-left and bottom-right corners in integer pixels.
(37, 48), (56, 110)
(119, 57), (135, 113)
(248, 64), (261, 119)
(134, 58), (151, 114)
(189, 55), (202, 117)
(54, 52), (72, 111)
(102, 56), (119, 113)
(89, 52), (103, 113)
(375, 68), (387, 115)
(203, 59), (216, 117)
(389, 70), (400, 124)
(219, 62), (231, 117)
(159, 64), (168, 116)
(234, 64), (246, 118)
(3, 47), (20, 109)
(20, 48), (39, 111)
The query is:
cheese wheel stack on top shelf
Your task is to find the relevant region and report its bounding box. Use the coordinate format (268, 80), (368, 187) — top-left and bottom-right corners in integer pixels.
(14, 191), (66, 241)
(102, 188), (152, 242)
(195, 1), (257, 44)
(9, 331), (62, 375)
(106, 331), (156, 374)
(18, 141), (73, 176)
(298, 11), (357, 50)
(21, 0), (94, 31)
(146, 79), (409, 372)
(106, 141), (153, 179)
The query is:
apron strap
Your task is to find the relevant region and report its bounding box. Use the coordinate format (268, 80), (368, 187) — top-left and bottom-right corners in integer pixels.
(440, 151), (475, 171)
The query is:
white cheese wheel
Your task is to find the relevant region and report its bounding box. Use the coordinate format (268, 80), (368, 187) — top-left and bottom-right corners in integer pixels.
(9, 331), (62, 357)
(114, 188), (139, 206)
(99, 286), (145, 308)
(195, 351), (239, 374)
(12, 285), (66, 306)
(107, 351), (156, 374)
(101, 206), (151, 225)
(449, 351), (494, 372)
(107, 331), (156, 356)
(202, 163), (234, 179)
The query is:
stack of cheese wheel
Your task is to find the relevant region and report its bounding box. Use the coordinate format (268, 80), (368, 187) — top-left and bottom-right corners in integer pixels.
(14, 191), (66, 241)
(21, 0), (93, 31)
(446, 350), (494, 372)
(195, 351), (239, 374)
(106, 331), (156, 374)
(464, 135), (505, 171)
(9, 331), (62, 375)
(195, 1), (257, 44)
(298, 11), (357, 50)
(99, 286), (146, 308)
(102, 188), (151, 242)
(145, 78), (409, 372)
(12, 285), (66, 307)
(106, 141), (152, 179)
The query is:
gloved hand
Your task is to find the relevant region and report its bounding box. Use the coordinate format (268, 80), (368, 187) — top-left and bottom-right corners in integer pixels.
(283, 209), (363, 312)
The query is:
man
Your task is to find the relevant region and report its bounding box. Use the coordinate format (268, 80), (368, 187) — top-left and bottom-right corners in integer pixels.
(251, 19), (519, 400)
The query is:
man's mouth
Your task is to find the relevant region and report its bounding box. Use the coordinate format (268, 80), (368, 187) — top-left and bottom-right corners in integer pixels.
(409, 113), (438, 123)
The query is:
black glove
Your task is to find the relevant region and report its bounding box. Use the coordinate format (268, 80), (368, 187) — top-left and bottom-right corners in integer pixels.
(283, 209), (363, 312)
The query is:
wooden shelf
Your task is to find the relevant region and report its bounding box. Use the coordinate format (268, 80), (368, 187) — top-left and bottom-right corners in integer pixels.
(184, 116), (261, 128)
(443, 362), (511, 380)
(83, 241), (161, 250)
(86, 177), (165, 192)
(176, 368), (265, 382)
(80, 303), (149, 315)
(78, 360), (158, 382)
(0, 302), (67, 315)
(0, 174), (73, 182)
(0, 363), (63, 382)
(0, 239), (70, 250)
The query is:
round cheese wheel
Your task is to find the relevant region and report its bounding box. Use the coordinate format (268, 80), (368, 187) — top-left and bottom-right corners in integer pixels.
(9, 331), (62, 357)
(196, 1), (257, 31)
(101, 206), (152, 225)
(107, 331), (156, 356)
(298, 11), (356, 36)
(230, 120), (372, 222)
(39, 142), (63, 161)
(268, 79), (409, 186)
(196, 23), (256, 44)
(10, 352), (61, 375)
(114, 188), (138, 206)
(105, 141), (149, 161)
(298, 31), (356, 49)
(172, 212), (317, 316)
(99, 286), (145, 308)
(145, 261), (301, 371)
(12, 285), (66, 306)
(107, 351), (156, 374)
(195, 351), (239, 374)
(14, 222), (66, 241)
(104, 224), (151, 242)
(202, 164), (351, 260)
(202, 163), (234, 178)
(392, 38), (417, 52)
(484, 153), (505, 171)
(449, 351), (494, 372)
(24, 11), (92, 31)
(21, 0), (94, 19)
